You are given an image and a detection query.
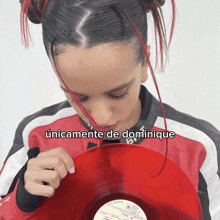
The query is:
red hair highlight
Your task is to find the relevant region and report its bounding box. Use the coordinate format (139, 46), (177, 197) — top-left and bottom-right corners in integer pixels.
(20, 0), (176, 163)
(128, 18), (169, 176)
(38, 0), (50, 18)
(143, 0), (176, 71)
(125, 0), (176, 175)
(168, 0), (176, 46)
(20, 0), (32, 48)
(20, 0), (50, 48)
(50, 40), (103, 147)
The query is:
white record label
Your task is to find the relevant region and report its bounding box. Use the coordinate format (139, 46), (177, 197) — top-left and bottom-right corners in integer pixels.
(93, 199), (147, 220)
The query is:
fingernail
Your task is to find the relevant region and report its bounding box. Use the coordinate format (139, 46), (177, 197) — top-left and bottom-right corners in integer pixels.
(69, 167), (75, 174)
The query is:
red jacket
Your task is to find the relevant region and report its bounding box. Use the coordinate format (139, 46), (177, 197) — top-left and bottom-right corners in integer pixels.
(0, 86), (219, 219)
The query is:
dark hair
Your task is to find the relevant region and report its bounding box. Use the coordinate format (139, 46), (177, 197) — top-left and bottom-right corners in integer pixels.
(21, 0), (176, 175)
(21, 0), (176, 69)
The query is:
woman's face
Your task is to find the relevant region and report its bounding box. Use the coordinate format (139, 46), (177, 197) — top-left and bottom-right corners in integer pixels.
(53, 43), (149, 137)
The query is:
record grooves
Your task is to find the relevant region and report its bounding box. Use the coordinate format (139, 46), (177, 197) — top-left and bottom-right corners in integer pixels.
(31, 144), (203, 219)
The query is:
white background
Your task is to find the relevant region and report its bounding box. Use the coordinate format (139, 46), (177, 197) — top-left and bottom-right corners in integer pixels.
(0, 0), (220, 166)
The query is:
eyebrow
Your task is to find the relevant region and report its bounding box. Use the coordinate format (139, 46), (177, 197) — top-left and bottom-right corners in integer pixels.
(60, 77), (135, 96)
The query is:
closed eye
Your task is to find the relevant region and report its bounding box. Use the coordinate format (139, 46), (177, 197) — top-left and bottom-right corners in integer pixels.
(69, 94), (89, 103)
(108, 91), (129, 100)
(71, 91), (129, 103)
(107, 86), (129, 100)
(61, 78), (135, 103)
(78, 92), (129, 102)
(79, 96), (89, 102)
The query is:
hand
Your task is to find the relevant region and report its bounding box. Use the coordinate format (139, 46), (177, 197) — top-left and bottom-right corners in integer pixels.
(24, 147), (75, 198)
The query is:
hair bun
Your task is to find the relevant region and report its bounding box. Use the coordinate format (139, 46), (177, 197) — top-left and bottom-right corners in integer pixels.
(143, 0), (165, 12)
(158, 0), (165, 6)
(20, 0), (43, 24)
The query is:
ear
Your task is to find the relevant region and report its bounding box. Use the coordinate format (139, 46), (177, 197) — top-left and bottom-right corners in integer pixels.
(141, 45), (151, 83)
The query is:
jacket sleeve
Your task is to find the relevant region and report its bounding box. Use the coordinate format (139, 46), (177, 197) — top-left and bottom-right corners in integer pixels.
(0, 180), (42, 220)
(0, 120), (41, 219)
(198, 123), (220, 220)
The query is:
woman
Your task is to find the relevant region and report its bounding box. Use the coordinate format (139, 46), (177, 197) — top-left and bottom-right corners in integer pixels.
(0, 0), (219, 219)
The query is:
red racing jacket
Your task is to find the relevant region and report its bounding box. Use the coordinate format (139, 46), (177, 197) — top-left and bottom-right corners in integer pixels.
(0, 85), (220, 219)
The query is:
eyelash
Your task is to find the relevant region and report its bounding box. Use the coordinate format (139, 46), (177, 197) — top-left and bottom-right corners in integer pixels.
(108, 92), (129, 100)
(70, 92), (129, 103)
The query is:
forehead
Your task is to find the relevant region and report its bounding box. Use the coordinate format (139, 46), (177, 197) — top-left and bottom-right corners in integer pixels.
(55, 43), (141, 94)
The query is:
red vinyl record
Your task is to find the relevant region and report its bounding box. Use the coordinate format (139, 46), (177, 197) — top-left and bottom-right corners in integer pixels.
(30, 144), (203, 219)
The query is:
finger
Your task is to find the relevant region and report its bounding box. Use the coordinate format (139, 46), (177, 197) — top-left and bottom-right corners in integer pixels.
(25, 181), (55, 198)
(27, 156), (68, 180)
(25, 169), (60, 191)
(37, 147), (75, 174)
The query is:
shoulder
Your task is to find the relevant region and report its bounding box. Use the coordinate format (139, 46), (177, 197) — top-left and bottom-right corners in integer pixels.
(18, 100), (75, 130)
(151, 97), (220, 178)
(5, 100), (77, 161)
(140, 85), (220, 145)
(151, 97), (220, 146)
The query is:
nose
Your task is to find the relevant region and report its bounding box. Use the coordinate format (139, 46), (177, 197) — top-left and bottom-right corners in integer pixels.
(90, 101), (112, 125)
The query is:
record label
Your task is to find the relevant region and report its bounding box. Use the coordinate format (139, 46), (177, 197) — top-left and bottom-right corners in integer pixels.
(94, 199), (147, 220)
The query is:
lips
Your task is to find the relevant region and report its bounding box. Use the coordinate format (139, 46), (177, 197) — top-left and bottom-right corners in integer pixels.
(99, 124), (116, 133)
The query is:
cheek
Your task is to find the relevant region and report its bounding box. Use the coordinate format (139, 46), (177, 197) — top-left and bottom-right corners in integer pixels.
(69, 102), (86, 119)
